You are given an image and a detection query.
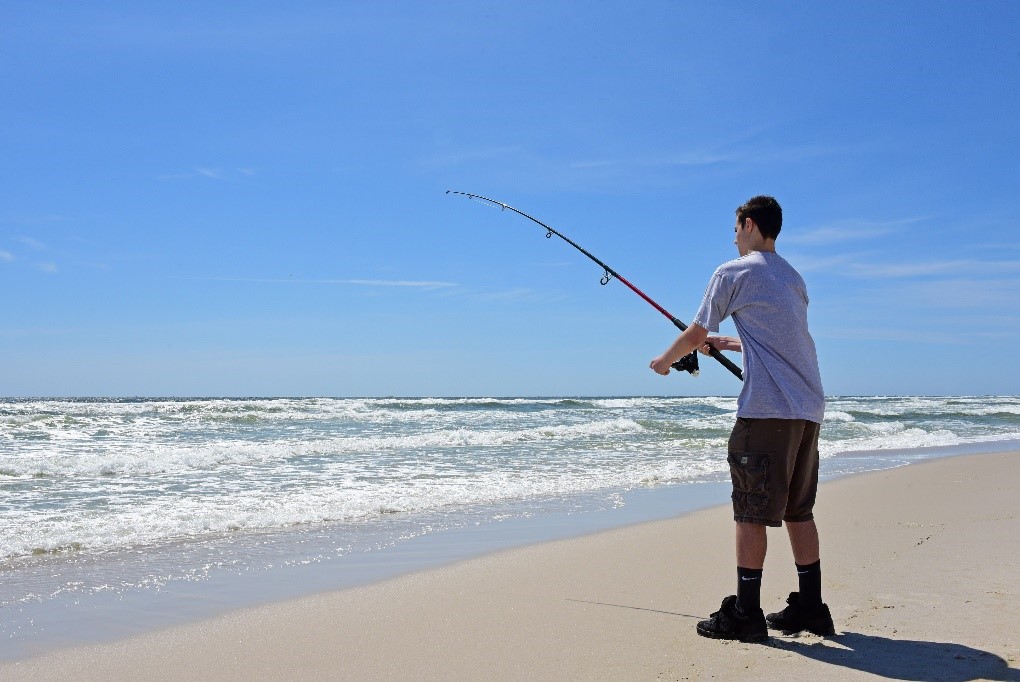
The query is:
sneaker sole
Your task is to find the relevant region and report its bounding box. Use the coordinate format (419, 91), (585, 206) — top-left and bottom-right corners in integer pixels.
(765, 619), (835, 636)
(696, 623), (768, 643)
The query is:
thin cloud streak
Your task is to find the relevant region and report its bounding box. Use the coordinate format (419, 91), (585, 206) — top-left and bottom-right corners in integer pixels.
(345, 279), (456, 289)
(848, 259), (1020, 278)
(900, 278), (1020, 308)
(569, 152), (738, 169)
(470, 287), (540, 302)
(817, 326), (1019, 344)
(967, 242), (1020, 252)
(17, 236), (46, 250)
(788, 253), (1020, 279)
(568, 142), (845, 172)
(782, 217), (925, 245)
(157, 168), (257, 182)
(784, 252), (865, 273)
(200, 277), (456, 289)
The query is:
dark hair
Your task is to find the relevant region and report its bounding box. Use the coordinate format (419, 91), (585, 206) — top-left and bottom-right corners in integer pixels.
(736, 195), (783, 240)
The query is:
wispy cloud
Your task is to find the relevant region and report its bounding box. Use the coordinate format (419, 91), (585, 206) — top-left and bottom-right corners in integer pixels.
(0, 248), (61, 271)
(17, 236), (46, 250)
(343, 279), (455, 288)
(967, 242), (1020, 252)
(784, 252), (866, 273)
(569, 151), (739, 169)
(470, 287), (540, 302)
(782, 217), (925, 246)
(847, 259), (1020, 278)
(196, 167), (224, 180)
(817, 325), (1020, 344)
(157, 167), (257, 182)
(788, 252), (1020, 279)
(900, 278), (1020, 308)
(201, 277), (456, 289)
(568, 142), (845, 172)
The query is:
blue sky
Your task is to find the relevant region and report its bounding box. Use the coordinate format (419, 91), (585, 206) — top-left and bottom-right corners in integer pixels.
(2, 1), (1018, 397)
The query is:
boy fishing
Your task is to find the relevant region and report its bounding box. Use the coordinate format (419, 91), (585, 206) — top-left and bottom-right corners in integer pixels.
(649, 195), (834, 642)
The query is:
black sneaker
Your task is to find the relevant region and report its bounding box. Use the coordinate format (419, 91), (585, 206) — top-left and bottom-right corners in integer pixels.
(696, 595), (768, 643)
(766, 592), (835, 636)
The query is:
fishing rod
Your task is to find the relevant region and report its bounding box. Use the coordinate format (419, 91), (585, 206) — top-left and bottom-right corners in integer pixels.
(447, 191), (744, 381)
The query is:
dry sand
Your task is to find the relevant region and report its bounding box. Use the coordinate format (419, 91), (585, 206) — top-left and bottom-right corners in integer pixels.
(3, 451), (1018, 681)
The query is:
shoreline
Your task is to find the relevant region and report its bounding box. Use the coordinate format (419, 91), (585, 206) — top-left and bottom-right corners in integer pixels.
(3, 438), (1018, 663)
(2, 447), (1019, 679)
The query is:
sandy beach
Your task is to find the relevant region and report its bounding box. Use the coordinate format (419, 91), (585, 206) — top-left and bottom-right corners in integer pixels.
(3, 450), (1018, 681)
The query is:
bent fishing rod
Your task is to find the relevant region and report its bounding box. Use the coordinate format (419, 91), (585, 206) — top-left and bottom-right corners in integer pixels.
(447, 191), (743, 381)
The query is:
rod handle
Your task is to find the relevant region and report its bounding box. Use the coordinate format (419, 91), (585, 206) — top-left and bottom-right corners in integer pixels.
(707, 346), (743, 381)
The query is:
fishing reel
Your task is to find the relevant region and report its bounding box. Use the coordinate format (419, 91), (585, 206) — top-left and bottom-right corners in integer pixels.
(670, 351), (700, 377)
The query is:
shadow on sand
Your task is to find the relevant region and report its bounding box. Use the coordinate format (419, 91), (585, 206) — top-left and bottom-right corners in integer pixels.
(769, 631), (1019, 681)
(566, 599), (1016, 680)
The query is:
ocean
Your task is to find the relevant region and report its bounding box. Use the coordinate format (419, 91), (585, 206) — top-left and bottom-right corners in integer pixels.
(2, 395), (1019, 657)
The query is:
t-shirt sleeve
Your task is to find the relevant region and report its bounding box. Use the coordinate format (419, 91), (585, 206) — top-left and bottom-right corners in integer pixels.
(692, 270), (734, 333)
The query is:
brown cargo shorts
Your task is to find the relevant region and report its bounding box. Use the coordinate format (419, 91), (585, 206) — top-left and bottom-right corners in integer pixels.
(727, 417), (821, 527)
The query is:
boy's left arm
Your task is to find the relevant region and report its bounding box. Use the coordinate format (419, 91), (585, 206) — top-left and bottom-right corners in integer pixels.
(649, 324), (709, 375)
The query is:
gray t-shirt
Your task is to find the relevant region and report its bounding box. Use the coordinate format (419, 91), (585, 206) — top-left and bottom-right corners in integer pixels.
(693, 251), (825, 424)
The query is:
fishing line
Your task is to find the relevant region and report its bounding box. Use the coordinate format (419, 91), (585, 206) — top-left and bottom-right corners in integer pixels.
(447, 191), (743, 381)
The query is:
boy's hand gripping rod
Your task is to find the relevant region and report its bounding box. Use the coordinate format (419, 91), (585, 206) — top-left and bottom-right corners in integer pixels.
(447, 191), (743, 381)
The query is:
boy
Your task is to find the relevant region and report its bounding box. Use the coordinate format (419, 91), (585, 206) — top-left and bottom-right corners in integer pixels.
(649, 196), (834, 642)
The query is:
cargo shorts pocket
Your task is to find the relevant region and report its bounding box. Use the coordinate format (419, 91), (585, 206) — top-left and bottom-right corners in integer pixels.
(728, 452), (771, 519)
